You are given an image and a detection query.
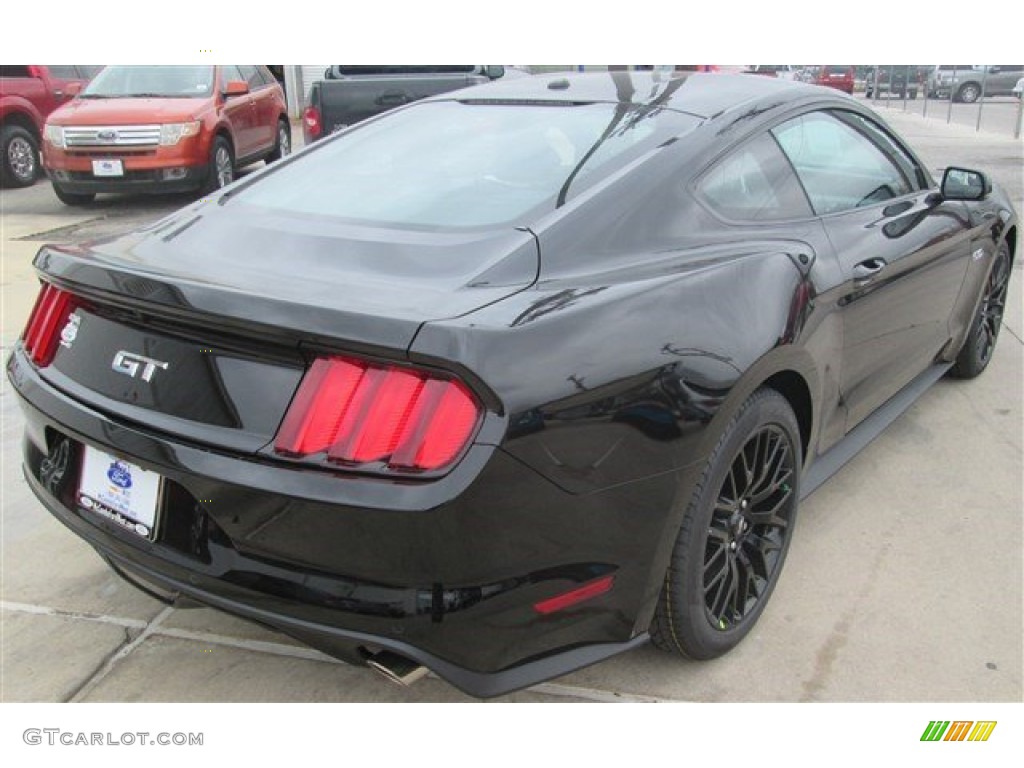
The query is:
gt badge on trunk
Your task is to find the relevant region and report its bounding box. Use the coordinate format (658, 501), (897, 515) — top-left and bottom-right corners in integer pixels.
(111, 350), (169, 382)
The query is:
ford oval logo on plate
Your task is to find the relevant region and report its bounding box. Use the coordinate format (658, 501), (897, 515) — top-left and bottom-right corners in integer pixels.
(97, 129), (118, 143)
(106, 460), (133, 489)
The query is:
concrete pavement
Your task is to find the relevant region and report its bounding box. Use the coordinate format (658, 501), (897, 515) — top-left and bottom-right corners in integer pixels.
(1, 110), (1021, 703)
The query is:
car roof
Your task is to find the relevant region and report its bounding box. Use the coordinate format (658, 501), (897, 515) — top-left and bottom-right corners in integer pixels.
(431, 71), (814, 120)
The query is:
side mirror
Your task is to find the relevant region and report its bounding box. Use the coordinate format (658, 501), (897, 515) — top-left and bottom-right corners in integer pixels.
(223, 80), (249, 97)
(484, 65), (505, 80)
(941, 167), (991, 201)
(65, 81), (83, 97)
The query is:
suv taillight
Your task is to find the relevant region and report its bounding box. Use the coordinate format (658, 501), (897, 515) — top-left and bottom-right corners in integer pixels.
(21, 283), (80, 367)
(274, 356), (482, 473)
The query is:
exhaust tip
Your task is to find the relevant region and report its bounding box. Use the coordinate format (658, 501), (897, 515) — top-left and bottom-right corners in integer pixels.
(366, 650), (429, 687)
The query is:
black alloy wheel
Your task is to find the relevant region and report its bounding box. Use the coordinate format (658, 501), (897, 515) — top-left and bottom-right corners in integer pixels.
(951, 244), (1011, 378)
(703, 424), (796, 631)
(651, 388), (800, 660)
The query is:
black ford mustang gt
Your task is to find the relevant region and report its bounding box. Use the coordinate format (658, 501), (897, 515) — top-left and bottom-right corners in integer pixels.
(8, 72), (1016, 698)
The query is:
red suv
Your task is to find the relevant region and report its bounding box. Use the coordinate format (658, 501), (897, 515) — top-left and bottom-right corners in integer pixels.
(814, 65), (855, 94)
(42, 65), (289, 205)
(1, 65), (98, 187)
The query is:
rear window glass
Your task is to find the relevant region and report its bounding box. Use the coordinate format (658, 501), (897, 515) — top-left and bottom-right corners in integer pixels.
(238, 100), (700, 229)
(83, 65), (215, 98)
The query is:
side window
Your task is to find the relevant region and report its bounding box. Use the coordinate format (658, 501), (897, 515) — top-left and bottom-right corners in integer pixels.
(47, 66), (80, 80)
(221, 65), (245, 89)
(257, 66), (278, 86)
(839, 111), (927, 189)
(772, 111), (914, 215)
(238, 65), (264, 90)
(697, 132), (813, 221)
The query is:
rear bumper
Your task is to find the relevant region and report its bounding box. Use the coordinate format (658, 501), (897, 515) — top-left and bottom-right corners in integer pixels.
(7, 347), (681, 697)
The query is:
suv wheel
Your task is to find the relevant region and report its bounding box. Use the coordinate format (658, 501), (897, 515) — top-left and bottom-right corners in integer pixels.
(1, 125), (40, 188)
(956, 82), (981, 103)
(203, 137), (234, 194)
(650, 389), (800, 660)
(267, 119), (291, 163)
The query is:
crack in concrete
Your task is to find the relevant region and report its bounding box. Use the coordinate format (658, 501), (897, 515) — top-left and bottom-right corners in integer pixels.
(66, 605), (174, 703)
(62, 625), (138, 703)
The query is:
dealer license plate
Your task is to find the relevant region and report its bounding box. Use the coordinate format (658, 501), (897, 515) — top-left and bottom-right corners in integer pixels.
(78, 446), (162, 539)
(92, 159), (123, 177)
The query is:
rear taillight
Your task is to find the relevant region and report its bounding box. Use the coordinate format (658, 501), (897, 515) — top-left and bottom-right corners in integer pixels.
(274, 356), (482, 473)
(21, 283), (80, 367)
(302, 105), (322, 140)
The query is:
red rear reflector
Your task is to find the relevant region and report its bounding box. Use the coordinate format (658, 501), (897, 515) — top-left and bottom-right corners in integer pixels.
(533, 575), (616, 615)
(21, 283), (78, 367)
(275, 356), (482, 473)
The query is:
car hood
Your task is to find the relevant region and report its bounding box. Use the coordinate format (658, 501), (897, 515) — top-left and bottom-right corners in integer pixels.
(36, 199), (540, 352)
(49, 96), (209, 124)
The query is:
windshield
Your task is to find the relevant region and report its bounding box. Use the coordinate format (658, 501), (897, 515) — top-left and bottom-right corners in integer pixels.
(238, 100), (699, 229)
(82, 65), (215, 98)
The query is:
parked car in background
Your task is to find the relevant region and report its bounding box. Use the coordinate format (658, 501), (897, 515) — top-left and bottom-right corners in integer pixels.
(42, 65), (289, 205)
(303, 65), (509, 144)
(743, 65), (797, 80)
(8, 72), (1016, 697)
(814, 65), (854, 94)
(929, 65), (1024, 102)
(795, 66), (820, 83)
(0, 65), (99, 187)
(865, 66), (920, 99)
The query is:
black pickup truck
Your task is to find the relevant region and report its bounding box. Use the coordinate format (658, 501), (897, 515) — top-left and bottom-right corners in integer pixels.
(302, 65), (511, 143)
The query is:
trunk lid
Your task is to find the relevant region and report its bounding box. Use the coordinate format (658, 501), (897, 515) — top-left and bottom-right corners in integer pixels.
(34, 202), (537, 452)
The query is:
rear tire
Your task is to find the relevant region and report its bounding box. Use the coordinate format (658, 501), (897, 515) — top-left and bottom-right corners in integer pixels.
(651, 389), (800, 660)
(1, 124), (40, 187)
(950, 244), (1011, 379)
(266, 118), (290, 164)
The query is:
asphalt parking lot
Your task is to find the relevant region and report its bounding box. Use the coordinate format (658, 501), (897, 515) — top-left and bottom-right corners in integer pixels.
(1, 108), (1021, 703)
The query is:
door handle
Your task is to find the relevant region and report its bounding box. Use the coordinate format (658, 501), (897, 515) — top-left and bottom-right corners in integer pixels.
(853, 258), (887, 282)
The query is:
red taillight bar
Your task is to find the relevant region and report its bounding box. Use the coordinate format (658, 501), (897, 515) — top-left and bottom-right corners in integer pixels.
(275, 355), (482, 473)
(21, 283), (79, 367)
